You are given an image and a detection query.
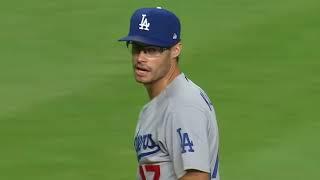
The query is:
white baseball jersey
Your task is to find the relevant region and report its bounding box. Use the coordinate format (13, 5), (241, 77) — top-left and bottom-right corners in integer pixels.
(134, 73), (219, 180)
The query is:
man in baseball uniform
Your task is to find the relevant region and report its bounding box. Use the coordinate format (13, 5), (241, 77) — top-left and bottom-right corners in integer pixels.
(119, 7), (220, 180)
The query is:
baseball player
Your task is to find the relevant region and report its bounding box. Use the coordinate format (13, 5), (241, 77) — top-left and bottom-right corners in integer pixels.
(119, 7), (220, 180)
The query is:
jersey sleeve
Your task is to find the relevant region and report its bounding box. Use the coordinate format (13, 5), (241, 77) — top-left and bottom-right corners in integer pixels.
(165, 106), (211, 178)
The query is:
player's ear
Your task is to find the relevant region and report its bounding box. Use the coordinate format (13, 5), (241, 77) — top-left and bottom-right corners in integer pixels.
(170, 42), (182, 60)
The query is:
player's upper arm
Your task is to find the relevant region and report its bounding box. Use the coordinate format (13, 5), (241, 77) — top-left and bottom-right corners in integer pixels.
(179, 169), (210, 180)
(165, 105), (211, 178)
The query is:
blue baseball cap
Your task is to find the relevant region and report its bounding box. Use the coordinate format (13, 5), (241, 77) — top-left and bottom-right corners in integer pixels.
(119, 7), (181, 48)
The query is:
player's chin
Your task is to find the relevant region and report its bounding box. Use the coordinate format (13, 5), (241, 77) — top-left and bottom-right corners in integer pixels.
(134, 71), (151, 83)
(135, 76), (152, 84)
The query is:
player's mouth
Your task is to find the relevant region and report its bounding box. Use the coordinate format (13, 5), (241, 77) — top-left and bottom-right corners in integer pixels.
(135, 65), (150, 76)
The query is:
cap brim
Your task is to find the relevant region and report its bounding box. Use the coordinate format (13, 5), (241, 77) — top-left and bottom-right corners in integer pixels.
(118, 35), (171, 47)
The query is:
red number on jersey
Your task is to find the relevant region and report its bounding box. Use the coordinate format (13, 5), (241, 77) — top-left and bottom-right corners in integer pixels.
(139, 165), (160, 180)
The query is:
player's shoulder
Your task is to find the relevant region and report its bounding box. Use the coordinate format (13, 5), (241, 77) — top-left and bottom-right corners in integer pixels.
(164, 73), (214, 113)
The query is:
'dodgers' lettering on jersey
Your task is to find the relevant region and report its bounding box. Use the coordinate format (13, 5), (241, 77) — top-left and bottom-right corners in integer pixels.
(134, 133), (161, 160)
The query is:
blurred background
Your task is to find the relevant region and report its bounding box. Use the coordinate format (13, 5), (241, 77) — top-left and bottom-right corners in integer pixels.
(0, 0), (319, 179)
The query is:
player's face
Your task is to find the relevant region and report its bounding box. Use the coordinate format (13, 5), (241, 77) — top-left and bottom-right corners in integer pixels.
(130, 42), (174, 84)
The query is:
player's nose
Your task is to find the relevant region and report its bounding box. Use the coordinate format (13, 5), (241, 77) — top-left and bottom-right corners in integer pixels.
(135, 51), (147, 63)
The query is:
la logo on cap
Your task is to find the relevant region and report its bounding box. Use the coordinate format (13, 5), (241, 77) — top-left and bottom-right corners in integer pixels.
(139, 14), (150, 31)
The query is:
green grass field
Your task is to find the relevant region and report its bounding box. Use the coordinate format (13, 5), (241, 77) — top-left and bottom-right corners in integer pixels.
(0, 0), (319, 179)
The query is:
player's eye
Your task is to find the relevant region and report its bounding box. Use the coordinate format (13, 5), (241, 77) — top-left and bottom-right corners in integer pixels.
(128, 43), (168, 57)
(144, 47), (158, 55)
(130, 44), (143, 54)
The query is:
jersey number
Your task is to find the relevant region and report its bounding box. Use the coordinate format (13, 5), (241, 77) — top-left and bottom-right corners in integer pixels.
(139, 165), (160, 180)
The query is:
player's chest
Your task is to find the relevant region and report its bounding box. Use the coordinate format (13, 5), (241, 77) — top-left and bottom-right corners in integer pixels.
(134, 109), (167, 162)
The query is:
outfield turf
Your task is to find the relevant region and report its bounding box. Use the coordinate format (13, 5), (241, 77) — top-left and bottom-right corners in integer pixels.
(0, 0), (319, 179)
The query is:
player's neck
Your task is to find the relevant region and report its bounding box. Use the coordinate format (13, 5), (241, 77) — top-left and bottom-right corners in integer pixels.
(145, 65), (181, 100)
